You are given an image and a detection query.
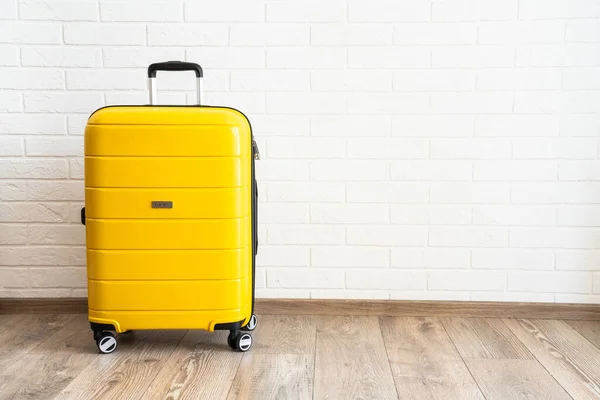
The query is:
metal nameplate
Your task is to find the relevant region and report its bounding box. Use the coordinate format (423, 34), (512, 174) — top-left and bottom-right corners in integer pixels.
(152, 201), (173, 209)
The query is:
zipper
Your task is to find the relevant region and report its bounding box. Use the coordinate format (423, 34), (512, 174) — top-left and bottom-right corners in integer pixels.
(252, 138), (261, 160)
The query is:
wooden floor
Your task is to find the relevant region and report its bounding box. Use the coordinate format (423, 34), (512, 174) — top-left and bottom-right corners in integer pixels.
(1, 314), (599, 400)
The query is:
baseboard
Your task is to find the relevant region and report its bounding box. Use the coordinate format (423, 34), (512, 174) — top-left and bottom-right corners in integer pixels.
(1, 298), (599, 320)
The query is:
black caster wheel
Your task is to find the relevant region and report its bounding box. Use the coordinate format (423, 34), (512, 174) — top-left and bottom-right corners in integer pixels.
(227, 331), (237, 350)
(96, 332), (117, 354)
(242, 314), (258, 332)
(236, 332), (252, 352)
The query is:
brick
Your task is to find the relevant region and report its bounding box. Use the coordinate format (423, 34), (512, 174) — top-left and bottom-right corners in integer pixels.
(267, 182), (344, 203)
(0, 115), (66, 135)
(391, 291), (471, 301)
(68, 203), (84, 223)
(394, 70), (475, 92)
(267, 268), (344, 289)
(311, 246), (389, 268)
(311, 204), (389, 224)
(391, 205), (471, 225)
(187, 47), (265, 69)
(0, 0), (16, 19)
(479, 21), (565, 44)
(394, 22), (477, 45)
(560, 161), (600, 181)
(25, 137), (82, 157)
(103, 48), (184, 68)
(28, 225), (85, 245)
(67, 115), (87, 136)
(472, 292), (554, 302)
(0, 268), (27, 288)
(474, 161), (557, 181)
(520, 0), (600, 19)
(0, 181), (26, 200)
(595, 273), (600, 293)
(563, 67), (600, 90)
(29, 267), (86, 288)
(558, 206), (600, 227)
(256, 246), (309, 267)
(312, 116), (390, 137)
(0, 21), (61, 44)
(566, 20), (600, 43)
(347, 226), (428, 246)
(431, 138), (511, 159)
(252, 115), (309, 137)
(511, 182), (600, 204)
(516, 91), (600, 114)
(267, 93), (345, 115)
(254, 268), (266, 288)
(255, 289), (309, 299)
(69, 159), (83, 179)
(24, 92), (103, 113)
(347, 182), (428, 204)
(347, 138), (427, 159)
(268, 0), (345, 22)
(0, 289), (74, 297)
(27, 181), (83, 201)
(267, 47), (345, 69)
(231, 70), (309, 92)
(391, 160), (472, 181)
(20, 0), (98, 20)
(430, 183), (510, 204)
(310, 160), (389, 181)
(555, 294), (600, 304)
(64, 23), (145, 45)
(347, 269), (426, 290)
(472, 249), (554, 270)
(269, 137), (345, 159)
(0, 137), (23, 156)
(474, 206), (556, 226)
(428, 270), (507, 291)
(477, 68), (561, 91)
(514, 92), (559, 114)
(311, 24), (393, 46)
(0, 160), (67, 179)
(0, 203), (69, 223)
(267, 225), (345, 245)
(515, 138), (597, 159)
(430, 227), (508, 247)
(66, 70), (145, 90)
(556, 250), (600, 271)
(230, 24), (309, 46)
(259, 203), (308, 224)
(431, 92), (513, 114)
(508, 271), (592, 293)
(348, 0), (430, 22)
(0, 68), (64, 89)
(475, 115), (559, 137)
(0, 224), (27, 244)
(393, 115), (474, 138)
(517, 44), (600, 67)
(312, 290), (390, 300)
(105, 91), (186, 107)
(559, 91), (600, 113)
(22, 47), (101, 68)
(349, 93), (430, 115)
(348, 47), (430, 69)
(102, 2), (181, 21)
(255, 160), (308, 181)
(510, 228), (600, 249)
(0, 45), (17, 65)
(311, 70), (393, 92)
(432, 0), (518, 21)
(392, 248), (470, 269)
(432, 46), (515, 68)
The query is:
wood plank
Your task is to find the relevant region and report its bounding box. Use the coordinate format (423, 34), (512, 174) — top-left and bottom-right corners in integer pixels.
(55, 329), (186, 400)
(380, 316), (485, 400)
(227, 354), (314, 400)
(441, 317), (532, 359)
(251, 315), (316, 354)
(3, 298), (600, 320)
(31, 313), (97, 355)
(143, 330), (243, 399)
(465, 359), (571, 400)
(314, 316), (397, 400)
(567, 320), (600, 349)
(504, 318), (600, 400)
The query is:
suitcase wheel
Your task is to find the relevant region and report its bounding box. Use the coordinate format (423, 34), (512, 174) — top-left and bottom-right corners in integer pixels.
(96, 332), (118, 354)
(242, 314), (258, 332)
(228, 330), (253, 352)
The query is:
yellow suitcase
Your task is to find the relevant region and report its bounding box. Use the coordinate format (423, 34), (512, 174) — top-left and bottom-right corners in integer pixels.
(81, 61), (260, 354)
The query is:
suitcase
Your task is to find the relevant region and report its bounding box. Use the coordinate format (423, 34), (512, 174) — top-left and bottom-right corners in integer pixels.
(81, 61), (260, 354)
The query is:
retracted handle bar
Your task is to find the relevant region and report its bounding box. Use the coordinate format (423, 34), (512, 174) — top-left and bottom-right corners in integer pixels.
(147, 61), (204, 106)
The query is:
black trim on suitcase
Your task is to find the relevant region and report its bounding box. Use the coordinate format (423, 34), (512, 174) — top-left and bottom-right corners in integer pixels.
(214, 320), (244, 331)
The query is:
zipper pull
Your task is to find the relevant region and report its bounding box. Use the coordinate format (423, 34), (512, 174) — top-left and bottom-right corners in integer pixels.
(252, 139), (261, 160)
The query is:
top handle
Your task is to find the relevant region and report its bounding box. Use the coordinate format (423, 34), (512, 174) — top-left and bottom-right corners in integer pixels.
(147, 61), (203, 106)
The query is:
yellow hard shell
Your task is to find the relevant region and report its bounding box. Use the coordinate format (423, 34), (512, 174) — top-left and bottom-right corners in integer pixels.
(84, 106), (254, 333)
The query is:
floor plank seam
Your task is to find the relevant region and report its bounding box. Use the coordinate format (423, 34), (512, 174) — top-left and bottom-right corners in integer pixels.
(377, 317), (400, 400)
(225, 344), (245, 399)
(311, 322), (318, 400)
(565, 320), (600, 352)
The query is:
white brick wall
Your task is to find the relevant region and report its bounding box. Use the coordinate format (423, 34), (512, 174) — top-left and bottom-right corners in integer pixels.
(1, 0), (599, 303)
